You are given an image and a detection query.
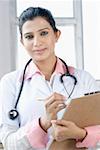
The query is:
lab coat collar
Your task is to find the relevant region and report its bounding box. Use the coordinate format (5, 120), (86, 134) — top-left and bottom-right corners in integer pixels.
(19, 57), (74, 81)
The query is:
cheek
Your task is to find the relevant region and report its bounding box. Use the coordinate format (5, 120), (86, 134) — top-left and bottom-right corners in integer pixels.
(48, 35), (56, 45)
(49, 38), (56, 49)
(23, 41), (32, 51)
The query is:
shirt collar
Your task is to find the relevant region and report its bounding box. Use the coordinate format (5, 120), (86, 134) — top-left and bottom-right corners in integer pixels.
(19, 58), (74, 81)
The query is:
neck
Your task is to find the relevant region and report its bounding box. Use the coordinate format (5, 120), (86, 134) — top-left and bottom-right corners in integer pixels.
(35, 56), (57, 80)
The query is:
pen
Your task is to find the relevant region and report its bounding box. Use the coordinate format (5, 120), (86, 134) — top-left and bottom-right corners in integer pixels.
(37, 98), (68, 102)
(37, 99), (46, 101)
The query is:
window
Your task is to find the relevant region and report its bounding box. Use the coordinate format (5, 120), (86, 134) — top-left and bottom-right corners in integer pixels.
(82, 0), (100, 79)
(17, 0), (73, 17)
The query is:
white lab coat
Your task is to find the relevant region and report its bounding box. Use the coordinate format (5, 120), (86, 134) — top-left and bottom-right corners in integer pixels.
(0, 62), (100, 150)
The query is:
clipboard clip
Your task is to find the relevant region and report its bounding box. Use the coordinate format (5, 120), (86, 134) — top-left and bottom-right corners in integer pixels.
(84, 91), (100, 96)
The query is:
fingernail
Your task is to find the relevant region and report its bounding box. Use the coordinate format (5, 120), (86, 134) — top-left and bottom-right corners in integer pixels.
(51, 120), (56, 123)
(58, 103), (66, 108)
(58, 104), (64, 107)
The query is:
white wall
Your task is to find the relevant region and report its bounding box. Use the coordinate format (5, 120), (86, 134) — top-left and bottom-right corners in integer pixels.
(0, 0), (17, 79)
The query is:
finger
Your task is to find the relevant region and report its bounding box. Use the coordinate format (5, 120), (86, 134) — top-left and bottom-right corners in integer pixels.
(52, 119), (73, 127)
(45, 92), (65, 106)
(45, 96), (65, 107)
(51, 120), (57, 124)
(55, 103), (66, 113)
(47, 101), (66, 112)
(52, 122), (57, 128)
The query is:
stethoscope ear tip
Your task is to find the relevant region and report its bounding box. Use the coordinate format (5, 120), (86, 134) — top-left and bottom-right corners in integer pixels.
(8, 109), (19, 120)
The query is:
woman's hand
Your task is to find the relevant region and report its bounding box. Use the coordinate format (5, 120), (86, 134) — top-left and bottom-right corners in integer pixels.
(51, 119), (87, 142)
(40, 92), (66, 131)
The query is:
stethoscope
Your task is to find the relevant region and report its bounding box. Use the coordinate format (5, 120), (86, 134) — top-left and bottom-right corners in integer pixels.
(8, 58), (77, 120)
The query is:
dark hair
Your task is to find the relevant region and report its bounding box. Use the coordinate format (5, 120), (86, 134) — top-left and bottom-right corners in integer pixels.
(18, 7), (58, 37)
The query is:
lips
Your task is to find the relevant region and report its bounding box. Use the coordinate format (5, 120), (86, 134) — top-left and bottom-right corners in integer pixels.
(33, 48), (47, 54)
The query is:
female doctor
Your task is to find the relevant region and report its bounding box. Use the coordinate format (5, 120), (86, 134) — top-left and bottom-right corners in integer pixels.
(0, 7), (100, 150)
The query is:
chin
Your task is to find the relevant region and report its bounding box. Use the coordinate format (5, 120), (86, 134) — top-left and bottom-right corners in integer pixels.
(33, 55), (49, 61)
(33, 57), (46, 62)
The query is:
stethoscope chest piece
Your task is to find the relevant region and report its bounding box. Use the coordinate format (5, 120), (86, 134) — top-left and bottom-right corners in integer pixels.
(9, 109), (19, 120)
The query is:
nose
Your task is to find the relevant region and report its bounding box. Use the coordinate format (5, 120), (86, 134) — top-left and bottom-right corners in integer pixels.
(33, 36), (42, 47)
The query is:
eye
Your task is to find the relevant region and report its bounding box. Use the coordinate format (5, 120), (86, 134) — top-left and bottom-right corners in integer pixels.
(25, 35), (34, 40)
(40, 31), (48, 36)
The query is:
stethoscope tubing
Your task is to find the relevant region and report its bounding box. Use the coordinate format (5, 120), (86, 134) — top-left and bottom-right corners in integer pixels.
(8, 58), (77, 120)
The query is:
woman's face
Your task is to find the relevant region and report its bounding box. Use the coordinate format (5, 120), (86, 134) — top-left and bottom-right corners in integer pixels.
(21, 17), (60, 62)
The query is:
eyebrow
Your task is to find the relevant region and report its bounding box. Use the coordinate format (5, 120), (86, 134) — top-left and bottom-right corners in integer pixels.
(38, 27), (50, 32)
(23, 27), (50, 36)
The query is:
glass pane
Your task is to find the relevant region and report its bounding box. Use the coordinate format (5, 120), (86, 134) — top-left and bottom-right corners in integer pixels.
(16, 26), (75, 69)
(83, 0), (100, 79)
(17, 0), (73, 17)
(55, 26), (75, 67)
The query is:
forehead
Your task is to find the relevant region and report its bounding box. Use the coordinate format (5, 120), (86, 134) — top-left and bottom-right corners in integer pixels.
(22, 17), (52, 34)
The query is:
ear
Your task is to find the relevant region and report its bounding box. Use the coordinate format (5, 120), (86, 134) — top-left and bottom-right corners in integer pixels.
(55, 30), (61, 42)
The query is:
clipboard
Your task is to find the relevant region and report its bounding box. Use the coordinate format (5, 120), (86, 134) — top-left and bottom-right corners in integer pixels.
(49, 92), (100, 150)
(62, 92), (100, 127)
